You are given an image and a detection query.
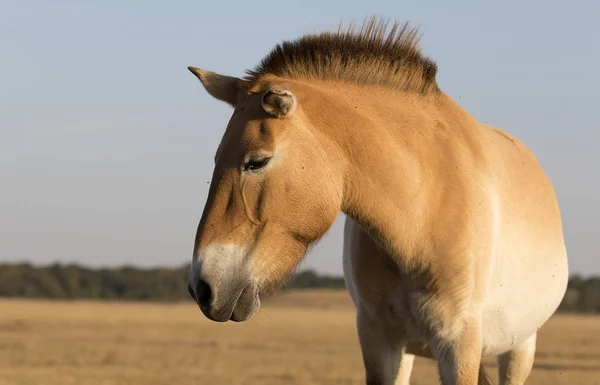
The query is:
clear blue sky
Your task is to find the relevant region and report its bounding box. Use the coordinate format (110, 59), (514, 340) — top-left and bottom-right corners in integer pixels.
(1, 0), (599, 276)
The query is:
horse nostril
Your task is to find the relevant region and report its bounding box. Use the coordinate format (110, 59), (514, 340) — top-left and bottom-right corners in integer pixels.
(195, 280), (212, 310)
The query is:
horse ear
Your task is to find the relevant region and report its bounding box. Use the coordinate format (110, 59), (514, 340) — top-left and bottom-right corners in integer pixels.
(187, 66), (242, 107)
(261, 88), (297, 118)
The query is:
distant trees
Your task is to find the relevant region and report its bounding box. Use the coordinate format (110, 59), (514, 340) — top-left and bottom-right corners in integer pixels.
(0, 263), (598, 313)
(558, 275), (600, 314)
(0, 263), (191, 301)
(285, 269), (346, 289)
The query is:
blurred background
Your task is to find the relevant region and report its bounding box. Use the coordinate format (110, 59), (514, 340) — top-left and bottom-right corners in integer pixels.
(1, 1), (599, 384)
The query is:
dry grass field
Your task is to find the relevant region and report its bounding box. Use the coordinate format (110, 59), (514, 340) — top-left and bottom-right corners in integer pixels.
(0, 290), (599, 385)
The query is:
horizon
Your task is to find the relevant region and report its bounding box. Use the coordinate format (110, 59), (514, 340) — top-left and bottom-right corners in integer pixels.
(1, 260), (598, 280)
(2, 1), (599, 277)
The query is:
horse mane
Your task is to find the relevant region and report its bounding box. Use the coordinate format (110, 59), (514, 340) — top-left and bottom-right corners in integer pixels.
(244, 17), (440, 95)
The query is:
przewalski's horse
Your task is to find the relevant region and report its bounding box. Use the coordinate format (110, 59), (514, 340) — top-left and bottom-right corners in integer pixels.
(186, 18), (569, 385)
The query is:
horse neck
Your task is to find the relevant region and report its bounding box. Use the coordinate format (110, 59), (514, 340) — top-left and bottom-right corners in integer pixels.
(309, 83), (482, 269)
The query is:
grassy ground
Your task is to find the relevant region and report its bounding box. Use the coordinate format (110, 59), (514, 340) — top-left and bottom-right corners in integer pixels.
(0, 290), (599, 384)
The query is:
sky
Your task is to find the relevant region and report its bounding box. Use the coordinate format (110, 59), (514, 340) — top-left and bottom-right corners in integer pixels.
(1, 0), (599, 277)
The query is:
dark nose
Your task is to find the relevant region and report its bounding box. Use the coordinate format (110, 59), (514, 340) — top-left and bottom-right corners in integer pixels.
(190, 279), (213, 311)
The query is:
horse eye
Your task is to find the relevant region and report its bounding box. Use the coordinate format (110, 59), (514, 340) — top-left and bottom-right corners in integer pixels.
(244, 157), (271, 172)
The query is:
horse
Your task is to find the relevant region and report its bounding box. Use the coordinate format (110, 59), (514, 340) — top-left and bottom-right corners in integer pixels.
(185, 17), (569, 385)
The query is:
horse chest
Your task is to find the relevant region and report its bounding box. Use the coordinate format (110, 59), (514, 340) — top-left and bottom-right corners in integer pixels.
(367, 285), (439, 341)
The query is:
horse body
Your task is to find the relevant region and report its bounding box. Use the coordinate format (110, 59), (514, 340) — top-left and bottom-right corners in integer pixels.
(339, 90), (568, 384)
(185, 18), (568, 385)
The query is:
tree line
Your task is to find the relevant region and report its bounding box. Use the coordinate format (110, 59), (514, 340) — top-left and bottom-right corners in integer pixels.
(0, 263), (598, 313)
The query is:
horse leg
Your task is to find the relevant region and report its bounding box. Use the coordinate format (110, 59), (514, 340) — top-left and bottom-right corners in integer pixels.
(357, 309), (413, 385)
(431, 315), (490, 385)
(497, 333), (537, 385)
